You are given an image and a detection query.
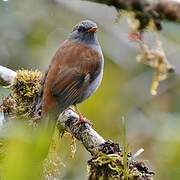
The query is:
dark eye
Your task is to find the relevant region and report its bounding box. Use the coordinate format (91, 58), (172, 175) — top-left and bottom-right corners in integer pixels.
(77, 25), (86, 32)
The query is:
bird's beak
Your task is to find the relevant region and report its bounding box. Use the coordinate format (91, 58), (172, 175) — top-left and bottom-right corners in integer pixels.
(87, 27), (97, 33)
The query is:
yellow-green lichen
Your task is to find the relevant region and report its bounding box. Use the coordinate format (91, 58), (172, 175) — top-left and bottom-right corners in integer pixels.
(0, 95), (16, 115)
(88, 152), (154, 180)
(11, 69), (42, 115)
(43, 153), (64, 179)
(88, 153), (125, 180)
(0, 69), (42, 117)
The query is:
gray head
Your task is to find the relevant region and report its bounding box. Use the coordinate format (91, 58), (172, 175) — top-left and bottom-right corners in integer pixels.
(69, 20), (98, 45)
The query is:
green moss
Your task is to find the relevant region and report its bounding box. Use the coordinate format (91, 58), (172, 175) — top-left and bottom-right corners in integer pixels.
(12, 69), (42, 115)
(88, 152), (154, 180)
(0, 69), (42, 117)
(88, 153), (124, 179)
(0, 95), (16, 115)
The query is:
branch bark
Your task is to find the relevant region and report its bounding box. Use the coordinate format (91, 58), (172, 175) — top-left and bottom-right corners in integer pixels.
(85, 0), (180, 30)
(59, 110), (106, 154)
(0, 66), (16, 86)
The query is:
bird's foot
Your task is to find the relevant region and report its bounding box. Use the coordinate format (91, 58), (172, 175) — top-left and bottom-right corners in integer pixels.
(80, 116), (93, 126)
(74, 116), (93, 127)
(69, 105), (93, 126)
(128, 32), (143, 42)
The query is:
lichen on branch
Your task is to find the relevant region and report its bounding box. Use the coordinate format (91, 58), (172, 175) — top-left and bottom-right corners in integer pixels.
(113, 3), (176, 95)
(129, 32), (175, 95)
(88, 152), (154, 180)
(0, 69), (42, 117)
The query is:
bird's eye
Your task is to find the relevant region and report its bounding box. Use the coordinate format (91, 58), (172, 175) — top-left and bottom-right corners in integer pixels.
(77, 25), (86, 32)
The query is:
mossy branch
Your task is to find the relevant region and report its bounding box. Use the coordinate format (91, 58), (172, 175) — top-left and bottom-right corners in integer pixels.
(0, 65), (154, 180)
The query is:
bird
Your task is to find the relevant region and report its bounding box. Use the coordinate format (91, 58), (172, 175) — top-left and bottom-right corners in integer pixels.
(34, 20), (104, 129)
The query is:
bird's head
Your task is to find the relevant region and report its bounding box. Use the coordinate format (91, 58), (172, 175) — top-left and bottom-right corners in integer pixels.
(69, 20), (98, 44)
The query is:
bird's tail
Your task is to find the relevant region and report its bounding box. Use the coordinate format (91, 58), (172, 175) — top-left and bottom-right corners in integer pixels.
(30, 71), (47, 118)
(29, 71), (63, 159)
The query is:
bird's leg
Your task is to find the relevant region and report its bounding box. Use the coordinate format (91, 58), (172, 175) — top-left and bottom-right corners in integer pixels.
(128, 31), (143, 42)
(74, 105), (92, 126)
(74, 105), (84, 121)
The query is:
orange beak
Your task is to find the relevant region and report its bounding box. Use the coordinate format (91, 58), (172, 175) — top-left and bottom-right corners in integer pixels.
(87, 27), (97, 33)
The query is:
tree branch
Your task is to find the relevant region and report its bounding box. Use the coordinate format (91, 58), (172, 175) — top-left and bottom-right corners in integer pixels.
(85, 0), (180, 30)
(0, 66), (16, 86)
(0, 65), (154, 179)
(59, 109), (106, 154)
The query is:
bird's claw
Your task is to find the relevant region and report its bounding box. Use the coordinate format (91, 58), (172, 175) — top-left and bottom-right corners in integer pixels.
(74, 116), (93, 127)
(128, 32), (143, 42)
